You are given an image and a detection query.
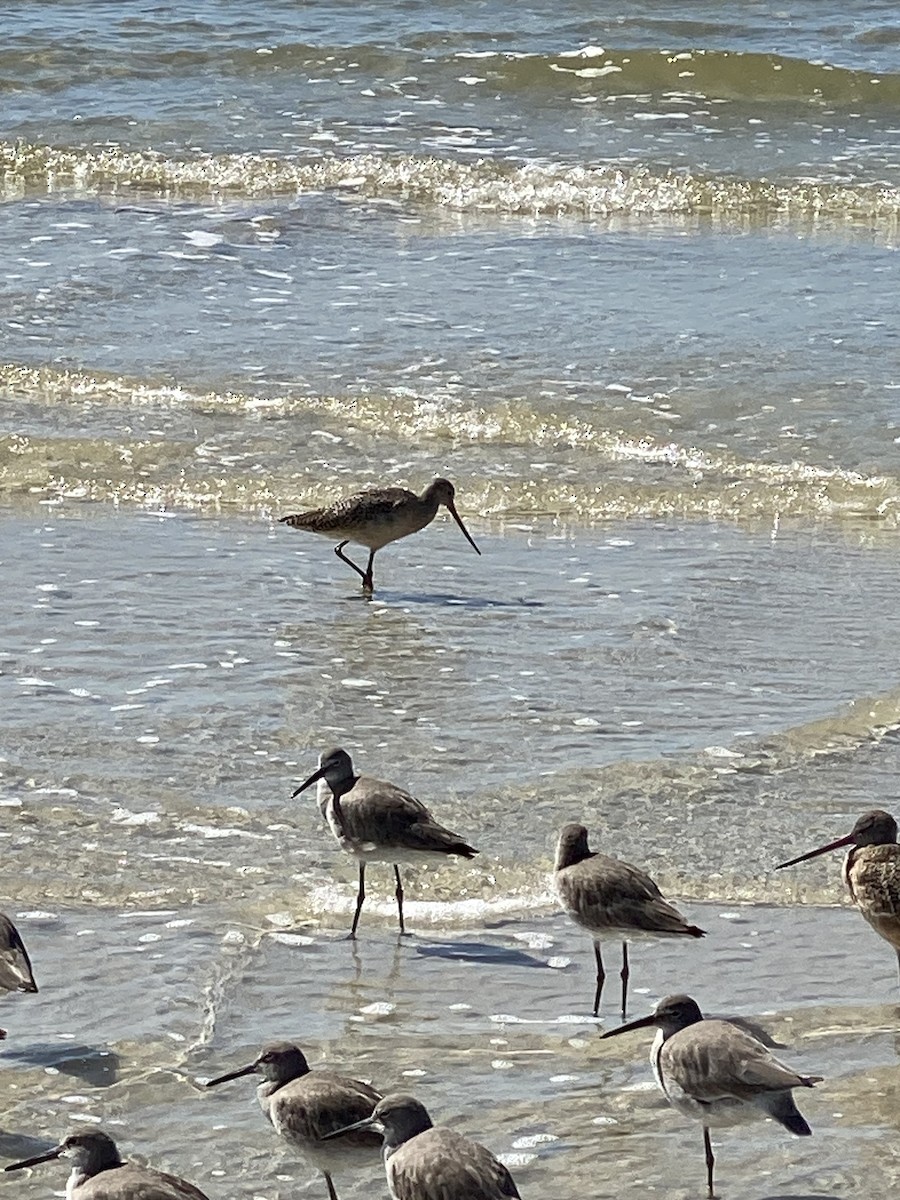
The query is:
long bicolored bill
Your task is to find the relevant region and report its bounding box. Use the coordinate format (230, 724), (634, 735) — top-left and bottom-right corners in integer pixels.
(599, 1013), (658, 1039)
(775, 832), (856, 870)
(292, 766), (327, 799)
(205, 1062), (257, 1087)
(5, 1146), (62, 1172)
(446, 501), (481, 556)
(321, 1115), (380, 1141)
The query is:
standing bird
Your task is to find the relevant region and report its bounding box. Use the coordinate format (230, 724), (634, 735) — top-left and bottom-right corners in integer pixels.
(324, 1092), (522, 1200)
(5, 1128), (211, 1200)
(0, 911), (38, 996)
(279, 477), (481, 594)
(553, 822), (704, 1019)
(205, 1040), (381, 1200)
(293, 747), (478, 937)
(777, 808), (900, 989)
(601, 994), (819, 1197)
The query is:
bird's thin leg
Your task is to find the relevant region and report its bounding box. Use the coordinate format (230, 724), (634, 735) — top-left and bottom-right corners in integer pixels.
(350, 863), (366, 938)
(592, 941), (605, 1016)
(895, 947), (900, 993)
(323, 1170), (339, 1200)
(394, 865), (407, 934)
(703, 1126), (716, 1198)
(619, 941), (630, 1019)
(334, 540), (368, 582)
(361, 548), (376, 594)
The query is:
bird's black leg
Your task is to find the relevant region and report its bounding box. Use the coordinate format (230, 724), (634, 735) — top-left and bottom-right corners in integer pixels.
(362, 548), (376, 594)
(895, 947), (900, 992)
(334, 540), (369, 582)
(394, 865), (407, 934)
(620, 941), (630, 1020)
(703, 1126), (716, 1198)
(323, 1170), (339, 1200)
(592, 941), (605, 1016)
(350, 863), (366, 938)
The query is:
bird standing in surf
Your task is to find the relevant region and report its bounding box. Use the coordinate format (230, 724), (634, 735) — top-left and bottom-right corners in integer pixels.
(293, 747), (478, 936)
(554, 822), (704, 1018)
(205, 1041), (381, 1200)
(601, 993), (819, 1197)
(777, 808), (900, 990)
(5, 1129), (212, 1200)
(324, 1092), (522, 1200)
(279, 477), (481, 594)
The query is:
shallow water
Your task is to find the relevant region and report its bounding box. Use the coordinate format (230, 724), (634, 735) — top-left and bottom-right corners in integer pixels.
(3, 0), (900, 1196)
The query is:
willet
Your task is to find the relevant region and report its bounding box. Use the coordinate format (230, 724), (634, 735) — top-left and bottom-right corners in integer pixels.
(601, 993), (819, 1197)
(293, 747), (478, 936)
(279, 477), (481, 593)
(324, 1092), (522, 1200)
(205, 1040), (381, 1200)
(777, 808), (900, 988)
(5, 1128), (211, 1199)
(0, 911), (38, 997)
(553, 822), (704, 1018)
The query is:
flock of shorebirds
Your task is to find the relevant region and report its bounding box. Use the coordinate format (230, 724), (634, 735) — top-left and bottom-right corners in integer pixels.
(5, 479), (900, 1200)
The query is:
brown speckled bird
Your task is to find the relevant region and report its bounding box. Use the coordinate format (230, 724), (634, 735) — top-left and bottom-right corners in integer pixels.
(777, 808), (900, 989)
(206, 1041), (381, 1200)
(554, 822), (705, 1018)
(279, 478), (480, 593)
(5, 1129), (211, 1200)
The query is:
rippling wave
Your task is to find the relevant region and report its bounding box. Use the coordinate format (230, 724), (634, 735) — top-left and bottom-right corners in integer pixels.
(4, 140), (900, 226)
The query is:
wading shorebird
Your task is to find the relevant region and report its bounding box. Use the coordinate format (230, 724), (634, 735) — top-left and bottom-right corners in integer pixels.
(293, 747), (478, 937)
(554, 823), (704, 1019)
(279, 477), (481, 594)
(206, 1040), (381, 1200)
(0, 911), (38, 997)
(601, 994), (819, 1197)
(5, 1129), (212, 1200)
(324, 1093), (522, 1200)
(777, 809), (900, 989)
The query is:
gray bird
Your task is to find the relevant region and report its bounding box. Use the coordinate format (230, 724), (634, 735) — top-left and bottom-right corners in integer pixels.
(0, 911), (38, 996)
(601, 993), (820, 1197)
(205, 1040), (381, 1200)
(4, 1129), (211, 1200)
(324, 1092), (522, 1200)
(554, 823), (704, 1018)
(279, 478), (481, 593)
(293, 747), (478, 936)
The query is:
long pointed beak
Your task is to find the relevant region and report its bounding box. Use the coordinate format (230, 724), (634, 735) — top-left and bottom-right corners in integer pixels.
(600, 1013), (659, 1039)
(5, 1146), (63, 1172)
(205, 1062), (258, 1087)
(292, 765), (327, 799)
(445, 501), (481, 556)
(321, 1115), (381, 1141)
(775, 832), (856, 870)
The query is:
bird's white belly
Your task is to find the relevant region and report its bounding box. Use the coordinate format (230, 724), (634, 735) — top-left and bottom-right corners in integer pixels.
(569, 914), (686, 942)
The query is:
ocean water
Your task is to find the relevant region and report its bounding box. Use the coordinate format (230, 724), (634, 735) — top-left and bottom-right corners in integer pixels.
(3, 2), (900, 1196)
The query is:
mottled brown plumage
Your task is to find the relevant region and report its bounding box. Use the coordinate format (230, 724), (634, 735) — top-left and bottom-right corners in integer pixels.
(206, 1041), (381, 1200)
(4, 1129), (210, 1200)
(602, 995), (819, 1197)
(325, 1094), (522, 1200)
(294, 747), (478, 936)
(279, 477), (480, 592)
(777, 809), (900, 988)
(554, 823), (704, 1018)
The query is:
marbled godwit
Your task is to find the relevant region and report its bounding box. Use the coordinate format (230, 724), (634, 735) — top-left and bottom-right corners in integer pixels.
(205, 1040), (381, 1200)
(324, 1093), (522, 1200)
(553, 822), (704, 1018)
(5, 1129), (211, 1200)
(777, 809), (900, 989)
(293, 747), (478, 936)
(0, 912), (37, 997)
(279, 477), (481, 593)
(601, 994), (819, 1197)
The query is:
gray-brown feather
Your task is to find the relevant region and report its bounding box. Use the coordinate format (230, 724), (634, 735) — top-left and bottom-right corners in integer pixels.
(556, 854), (700, 936)
(74, 1164), (211, 1200)
(387, 1128), (521, 1200)
(268, 1072), (382, 1149)
(849, 845), (900, 949)
(342, 777), (477, 858)
(280, 487), (432, 547)
(661, 1020), (818, 1104)
(0, 912), (37, 993)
